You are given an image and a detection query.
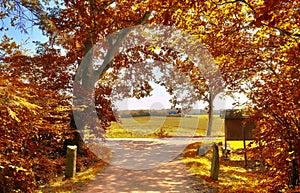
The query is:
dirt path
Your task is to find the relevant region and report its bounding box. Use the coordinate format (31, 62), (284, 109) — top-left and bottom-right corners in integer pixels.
(78, 154), (214, 193)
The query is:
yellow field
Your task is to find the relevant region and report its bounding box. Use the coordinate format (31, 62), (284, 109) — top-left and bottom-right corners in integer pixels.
(105, 115), (225, 138)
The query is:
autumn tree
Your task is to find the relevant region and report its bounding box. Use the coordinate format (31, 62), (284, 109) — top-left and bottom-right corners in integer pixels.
(0, 43), (69, 192)
(171, 0), (299, 190)
(0, 1), (95, 192)
(44, 0), (219, 141)
(2, 0), (213, 154)
(244, 1), (300, 189)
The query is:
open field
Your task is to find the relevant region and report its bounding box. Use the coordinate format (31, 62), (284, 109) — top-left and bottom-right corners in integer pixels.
(105, 115), (225, 138)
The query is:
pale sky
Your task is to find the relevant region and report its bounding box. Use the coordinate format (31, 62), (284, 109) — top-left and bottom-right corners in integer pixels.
(113, 83), (248, 110)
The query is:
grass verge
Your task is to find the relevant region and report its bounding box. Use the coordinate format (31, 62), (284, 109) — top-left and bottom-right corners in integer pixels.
(37, 159), (107, 193)
(183, 141), (270, 192)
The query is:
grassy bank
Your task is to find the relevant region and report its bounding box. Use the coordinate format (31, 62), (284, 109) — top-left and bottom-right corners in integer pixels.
(37, 160), (107, 193)
(183, 141), (270, 192)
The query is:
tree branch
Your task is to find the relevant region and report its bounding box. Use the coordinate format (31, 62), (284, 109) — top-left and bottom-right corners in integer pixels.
(96, 11), (152, 78)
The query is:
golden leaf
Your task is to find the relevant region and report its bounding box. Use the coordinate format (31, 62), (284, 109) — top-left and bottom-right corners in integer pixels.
(7, 107), (21, 122)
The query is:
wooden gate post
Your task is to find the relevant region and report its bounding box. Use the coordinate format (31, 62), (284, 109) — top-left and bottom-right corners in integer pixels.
(210, 143), (220, 180)
(65, 145), (77, 178)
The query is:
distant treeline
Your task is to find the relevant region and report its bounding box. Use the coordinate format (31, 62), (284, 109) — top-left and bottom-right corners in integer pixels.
(119, 110), (166, 118)
(118, 109), (222, 118)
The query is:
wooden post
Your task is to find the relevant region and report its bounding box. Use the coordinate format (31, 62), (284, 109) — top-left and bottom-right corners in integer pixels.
(210, 143), (220, 180)
(65, 145), (77, 178)
(0, 166), (5, 193)
(224, 139), (229, 159)
(243, 124), (248, 167)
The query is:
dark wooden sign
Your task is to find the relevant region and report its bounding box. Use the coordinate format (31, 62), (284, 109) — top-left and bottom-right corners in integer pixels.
(221, 109), (256, 166)
(221, 109), (255, 140)
(225, 117), (255, 140)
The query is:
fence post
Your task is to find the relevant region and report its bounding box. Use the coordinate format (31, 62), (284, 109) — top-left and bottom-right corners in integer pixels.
(210, 143), (220, 180)
(65, 145), (77, 178)
(0, 166), (5, 193)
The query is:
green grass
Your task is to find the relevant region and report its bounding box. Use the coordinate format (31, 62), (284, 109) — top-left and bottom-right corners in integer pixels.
(105, 115), (224, 138)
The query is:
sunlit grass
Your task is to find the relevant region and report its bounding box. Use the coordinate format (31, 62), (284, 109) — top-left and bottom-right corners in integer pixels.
(183, 142), (269, 192)
(37, 160), (107, 193)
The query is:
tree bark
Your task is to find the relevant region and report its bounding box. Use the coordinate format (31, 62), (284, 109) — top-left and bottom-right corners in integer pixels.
(69, 11), (152, 153)
(290, 152), (299, 188)
(206, 92), (215, 136)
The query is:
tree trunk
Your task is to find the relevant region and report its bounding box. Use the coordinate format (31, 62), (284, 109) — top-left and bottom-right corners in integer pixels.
(67, 35), (95, 155)
(69, 11), (152, 153)
(290, 153), (299, 188)
(63, 112), (84, 155)
(206, 93), (215, 136)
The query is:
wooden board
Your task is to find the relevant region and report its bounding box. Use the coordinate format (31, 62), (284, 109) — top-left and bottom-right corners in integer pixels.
(225, 118), (255, 140)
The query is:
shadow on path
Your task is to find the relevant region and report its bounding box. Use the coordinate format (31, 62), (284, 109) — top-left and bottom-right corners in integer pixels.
(78, 154), (214, 193)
